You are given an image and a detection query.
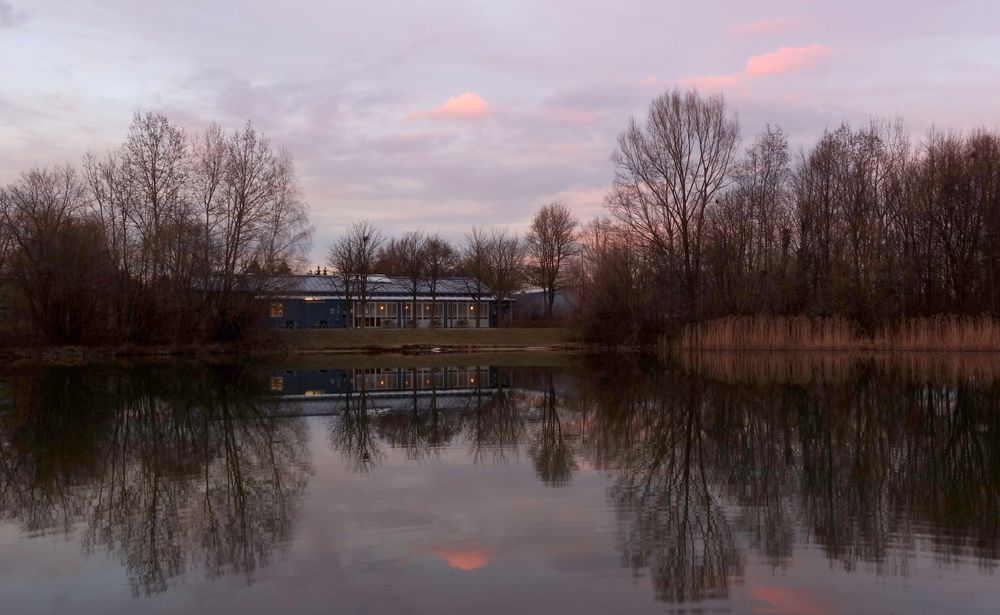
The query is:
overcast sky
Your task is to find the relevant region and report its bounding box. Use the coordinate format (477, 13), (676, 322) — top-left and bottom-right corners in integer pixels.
(2, 0), (999, 261)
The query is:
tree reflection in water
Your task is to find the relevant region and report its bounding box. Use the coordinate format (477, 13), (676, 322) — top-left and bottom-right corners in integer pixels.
(576, 354), (1000, 603)
(528, 374), (577, 486)
(0, 365), (311, 596)
(584, 363), (741, 603)
(329, 389), (385, 473)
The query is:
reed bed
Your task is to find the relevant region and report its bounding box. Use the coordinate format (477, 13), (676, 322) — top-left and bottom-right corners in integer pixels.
(669, 315), (1000, 352)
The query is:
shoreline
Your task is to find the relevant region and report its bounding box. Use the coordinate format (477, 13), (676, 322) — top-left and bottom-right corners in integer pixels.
(0, 327), (591, 366)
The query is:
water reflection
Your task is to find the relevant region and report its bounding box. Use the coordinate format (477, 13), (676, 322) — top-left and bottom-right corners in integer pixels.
(1, 356), (999, 611)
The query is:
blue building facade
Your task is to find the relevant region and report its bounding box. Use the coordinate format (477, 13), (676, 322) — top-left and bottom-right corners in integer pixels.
(262, 274), (502, 329)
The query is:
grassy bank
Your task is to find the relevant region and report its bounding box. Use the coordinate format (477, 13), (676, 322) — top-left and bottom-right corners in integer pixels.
(0, 327), (582, 365)
(668, 315), (1000, 352)
(270, 327), (579, 353)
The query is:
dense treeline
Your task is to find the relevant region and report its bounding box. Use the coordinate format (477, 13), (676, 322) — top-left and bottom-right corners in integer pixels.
(0, 113), (311, 344)
(4, 90), (999, 346)
(583, 89), (1000, 343)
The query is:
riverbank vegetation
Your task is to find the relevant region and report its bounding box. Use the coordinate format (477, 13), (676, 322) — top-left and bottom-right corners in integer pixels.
(4, 87), (1000, 350)
(0, 113), (311, 344)
(579, 89), (1000, 346)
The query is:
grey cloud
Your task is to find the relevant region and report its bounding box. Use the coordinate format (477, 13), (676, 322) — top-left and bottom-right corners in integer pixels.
(0, 1), (25, 29)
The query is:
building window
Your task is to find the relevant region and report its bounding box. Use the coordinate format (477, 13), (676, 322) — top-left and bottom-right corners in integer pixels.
(354, 301), (399, 328)
(270, 303), (284, 318)
(447, 301), (488, 326)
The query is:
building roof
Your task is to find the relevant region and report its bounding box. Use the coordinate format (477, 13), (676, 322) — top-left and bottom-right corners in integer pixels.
(258, 274), (494, 300)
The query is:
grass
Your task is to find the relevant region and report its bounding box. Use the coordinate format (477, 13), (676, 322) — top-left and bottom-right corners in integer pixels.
(668, 315), (1000, 352)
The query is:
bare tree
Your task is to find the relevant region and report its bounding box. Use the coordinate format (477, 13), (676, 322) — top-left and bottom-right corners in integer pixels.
(0, 166), (112, 343)
(706, 126), (792, 315)
(0, 203), (11, 277)
(459, 227), (490, 328)
(83, 112), (190, 339)
(527, 202), (577, 318)
(424, 233), (456, 327)
(383, 231), (426, 327)
(84, 149), (140, 337)
(123, 112), (191, 288)
(328, 221), (383, 328)
(190, 123), (228, 290)
(255, 151), (312, 275)
(206, 123), (311, 338)
(484, 229), (527, 325)
(608, 88), (739, 322)
(84, 114), (310, 341)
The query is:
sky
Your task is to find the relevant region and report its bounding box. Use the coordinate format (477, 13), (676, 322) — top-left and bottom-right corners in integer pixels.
(2, 0), (999, 262)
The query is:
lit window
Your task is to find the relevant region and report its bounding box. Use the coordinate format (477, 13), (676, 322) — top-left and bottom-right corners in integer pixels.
(270, 303), (283, 317)
(270, 377), (284, 391)
(304, 390), (325, 396)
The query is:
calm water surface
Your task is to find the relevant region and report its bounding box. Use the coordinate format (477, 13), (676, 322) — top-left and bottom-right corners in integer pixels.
(1, 355), (999, 614)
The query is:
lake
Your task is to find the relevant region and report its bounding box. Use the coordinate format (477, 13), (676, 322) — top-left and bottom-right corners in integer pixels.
(1, 353), (999, 614)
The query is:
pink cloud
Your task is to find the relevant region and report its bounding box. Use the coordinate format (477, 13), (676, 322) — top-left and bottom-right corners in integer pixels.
(745, 44), (833, 77)
(726, 18), (796, 38)
(411, 92), (490, 120)
(433, 548), (489, 571)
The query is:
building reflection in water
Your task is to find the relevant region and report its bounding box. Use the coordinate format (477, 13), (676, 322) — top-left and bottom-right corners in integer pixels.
(0, 356), (999, 608)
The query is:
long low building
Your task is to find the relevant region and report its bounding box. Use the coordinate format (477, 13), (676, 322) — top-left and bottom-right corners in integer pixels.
(263, 274), (502, 328)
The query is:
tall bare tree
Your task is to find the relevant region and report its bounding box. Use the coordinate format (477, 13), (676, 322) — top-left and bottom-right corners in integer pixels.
(382, 231), (426, 327)
(527, 202), (578, 318)
(459, 227), (491, 328)
(255, 151), (311, 275)
(484, 229), (527, 325)
(608, 88), (739, 321)
(706, 126), (792, 315)
(123, 112), (191, 287)
(424, 234), (456, 327)
(190, 123), (228, 289)
(328, 221), (383, 328)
